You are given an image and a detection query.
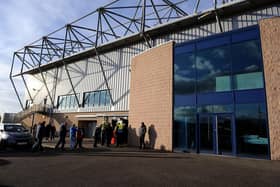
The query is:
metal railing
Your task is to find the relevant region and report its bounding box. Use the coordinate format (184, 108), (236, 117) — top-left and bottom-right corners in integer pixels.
(15, 104), (53, 122)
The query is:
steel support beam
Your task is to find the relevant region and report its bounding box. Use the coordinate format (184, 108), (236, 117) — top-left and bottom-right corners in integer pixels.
(62, 26), (81, 107)
(28, 42), (55, 107)
(93, 47), (115, 106)
(213, 0), (224, 32)
(163, 0), (188, 16)
(141, 0), (152, 48)
(194, 0), (201, 13)
(17, 51), (33, 103)
(10, 53), (24, 110)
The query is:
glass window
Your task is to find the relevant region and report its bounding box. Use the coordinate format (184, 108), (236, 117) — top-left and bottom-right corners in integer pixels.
(66, 96), (71, 108)
(235, 103), (269, 157)
(89, 93), (94, 106)
(93, 92), (100, 106)
(84, 90), (111, 108)
(83, 93), (90, 107)
(196, 45), (231, 93)
(73, 95), (78, 108)
(57, 94), (79, 109)
(234, 72), (264, 90)
(174, 53), (196, 95)
(232, 40), (263, 74)
(105, 91), (111, 106)
(198, 104), (233, 113)
(69, 95), (74, 108)
(58, 96), (63, 109)
(99, 91), (106, 106)
(173, 106), (196, 150)
(62, 96), (67, 109)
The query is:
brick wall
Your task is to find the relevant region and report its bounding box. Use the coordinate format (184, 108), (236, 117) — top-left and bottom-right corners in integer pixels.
(259, 17), (280, 160)
(129, 41), (174, 151)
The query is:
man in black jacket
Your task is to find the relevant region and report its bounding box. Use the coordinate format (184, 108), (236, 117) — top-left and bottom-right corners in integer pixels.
(55, 121), (67, 150)
(32, 121), (46, 152)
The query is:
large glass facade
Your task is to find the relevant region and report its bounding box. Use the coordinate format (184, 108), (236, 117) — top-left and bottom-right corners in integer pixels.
(173, 26), (269, 159)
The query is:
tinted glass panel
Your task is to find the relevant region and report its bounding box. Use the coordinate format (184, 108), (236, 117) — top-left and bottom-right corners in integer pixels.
(198, 104), (233, 113)
(196, 45), (231, 93)
(174, 106), (196, 150)
(199, 115), (213, 152)
(234, 72), (264, 90)
(174, 53), (195, 95)
(232, 40), (262, 74)
(235, 103), (268, 157)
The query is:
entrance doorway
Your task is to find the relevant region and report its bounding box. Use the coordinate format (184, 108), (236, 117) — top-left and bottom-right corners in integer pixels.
(199, 114), (233, 155)
(78, 121), (97, 138)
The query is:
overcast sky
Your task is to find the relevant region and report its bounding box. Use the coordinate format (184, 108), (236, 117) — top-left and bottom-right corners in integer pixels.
(0, 0), (218, 114)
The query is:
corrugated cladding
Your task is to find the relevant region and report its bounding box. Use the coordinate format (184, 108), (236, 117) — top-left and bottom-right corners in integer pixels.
(27, 4), (280, 113)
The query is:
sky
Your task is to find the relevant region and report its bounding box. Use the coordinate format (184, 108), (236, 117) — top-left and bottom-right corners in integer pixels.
(0, 0), (113, 114)
(0, 0), (218, 114)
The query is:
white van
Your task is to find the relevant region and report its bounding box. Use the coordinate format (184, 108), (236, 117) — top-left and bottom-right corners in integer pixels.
(0, 123), (33, 149)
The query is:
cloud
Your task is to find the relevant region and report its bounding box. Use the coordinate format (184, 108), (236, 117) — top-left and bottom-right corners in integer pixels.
(0, 0), (112, 114)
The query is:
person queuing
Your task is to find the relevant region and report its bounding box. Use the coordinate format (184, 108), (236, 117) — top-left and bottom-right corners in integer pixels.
(32, 121), (46, 152)
(55, 121), (67, 150)
(139, 122), (147, 149)
(75, 128), (85, 149)
(45, 122), (51, 141)
(93, 125), (101, 148)
(70, 124), (77, 150)
(32, 123), (37, 139)
(115, 119), (124, 147)
(100, 117), (112, 147)
(50, 124), (56, 141)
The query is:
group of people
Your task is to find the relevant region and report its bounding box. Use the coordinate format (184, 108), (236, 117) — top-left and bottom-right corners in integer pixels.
(69, 124), (85, 150)
(94, 118), (128, 148)
(32, 121), (57, 151)
(32, 122), (56, 141)
(31, 117), (149, 152)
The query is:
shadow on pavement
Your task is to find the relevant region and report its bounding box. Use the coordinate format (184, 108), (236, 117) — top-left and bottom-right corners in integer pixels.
(82, 152), (193, 159)
(0, 159), (11, 167)
(0, 146), (193, 160)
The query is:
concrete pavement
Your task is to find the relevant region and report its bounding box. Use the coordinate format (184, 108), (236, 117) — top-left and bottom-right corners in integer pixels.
(0, 141), (280, 187)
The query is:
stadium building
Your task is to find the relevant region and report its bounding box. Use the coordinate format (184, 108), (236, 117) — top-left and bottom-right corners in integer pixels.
(10, 0), (280, 159)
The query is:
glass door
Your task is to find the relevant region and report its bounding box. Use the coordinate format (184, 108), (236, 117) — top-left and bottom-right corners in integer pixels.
(199, 115), (214, 153)
(216, 115), (232, 155)
(199, 114), (233, 155)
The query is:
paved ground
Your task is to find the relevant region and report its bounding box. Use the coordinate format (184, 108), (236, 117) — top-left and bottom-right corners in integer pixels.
(0, 140), (280, 187)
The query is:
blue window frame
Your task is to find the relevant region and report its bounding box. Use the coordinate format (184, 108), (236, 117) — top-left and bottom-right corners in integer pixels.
(173, 25), (269, 159)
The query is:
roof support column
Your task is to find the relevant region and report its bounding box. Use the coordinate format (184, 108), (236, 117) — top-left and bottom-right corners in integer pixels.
(213, 0), (224, 32)
(18, 50), (33, 104)
(10, 53), (24, 110)
(141, 0), (152, 48)
(95, 10), (114, 106)
(62, 25), (81, 107)
(36, 41), (55, 107)
(94, 48), (115, 106)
